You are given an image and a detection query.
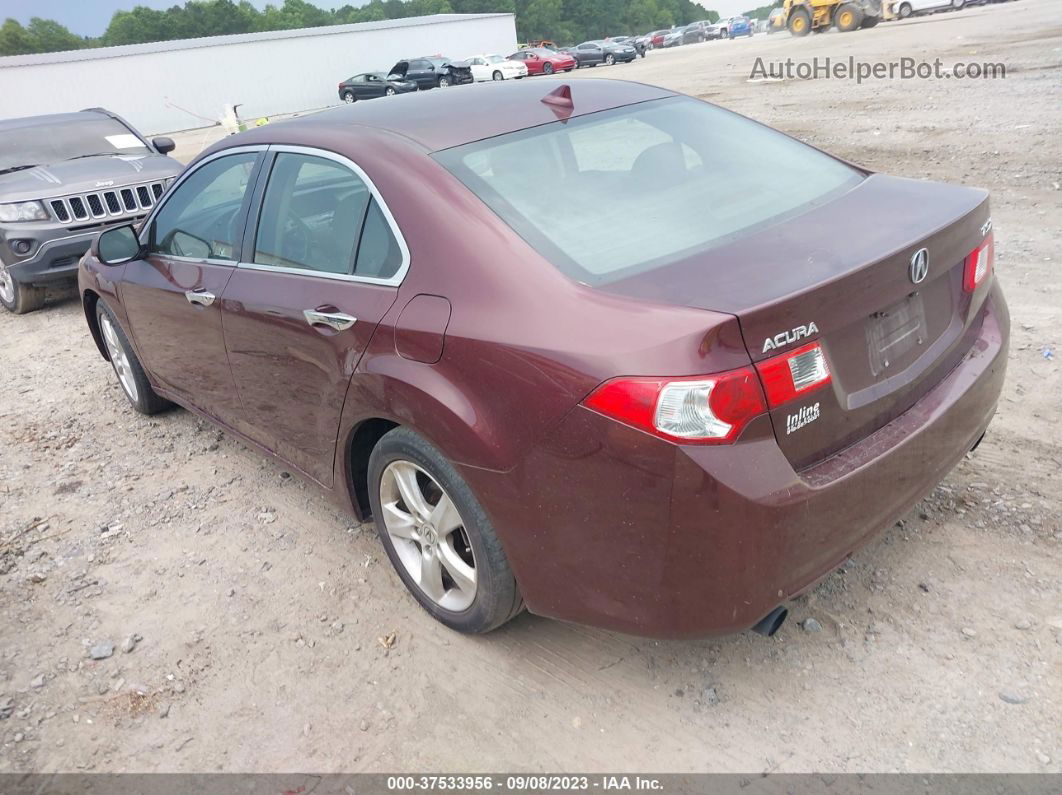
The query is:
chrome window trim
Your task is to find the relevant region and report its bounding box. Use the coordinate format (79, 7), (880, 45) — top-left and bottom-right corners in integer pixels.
(236, 144), (411, 288)
(135, 145), (269, 266)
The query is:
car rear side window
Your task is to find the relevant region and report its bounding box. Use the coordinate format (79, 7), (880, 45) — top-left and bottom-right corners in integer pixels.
(253, 153), (371, 275)
(434, 97), (863, 285)
(355, 200), (403, 279)
(149, 152), (257, 261)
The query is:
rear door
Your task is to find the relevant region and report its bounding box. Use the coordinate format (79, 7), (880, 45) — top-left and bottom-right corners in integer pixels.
(119, 148), (263, 422)
(220, 146), (409, 486)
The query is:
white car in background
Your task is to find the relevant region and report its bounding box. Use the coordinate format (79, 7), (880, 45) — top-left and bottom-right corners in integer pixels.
(890, 0), (982, 17)
(466, 54), (528, 81)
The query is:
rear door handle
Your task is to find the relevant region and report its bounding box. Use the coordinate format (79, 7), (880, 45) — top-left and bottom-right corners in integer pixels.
(185, 289), (215, 307)
(303, 309), (357, 331)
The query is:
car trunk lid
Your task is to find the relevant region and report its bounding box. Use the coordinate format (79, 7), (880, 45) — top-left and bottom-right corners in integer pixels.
(601, 173), (993, 469)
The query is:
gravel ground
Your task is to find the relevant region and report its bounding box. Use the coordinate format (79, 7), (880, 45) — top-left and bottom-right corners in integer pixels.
(0, 0), (1059, 774)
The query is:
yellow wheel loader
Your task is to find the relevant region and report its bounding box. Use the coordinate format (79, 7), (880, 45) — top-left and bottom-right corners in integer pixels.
(782, 0), (888, 36)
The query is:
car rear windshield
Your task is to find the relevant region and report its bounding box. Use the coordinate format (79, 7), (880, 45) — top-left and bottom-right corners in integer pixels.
(0, 116), (151, 172)
(434, 97), (862, 285)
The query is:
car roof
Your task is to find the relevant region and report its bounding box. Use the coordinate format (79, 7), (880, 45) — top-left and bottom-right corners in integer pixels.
(0, 108), (110, 131)
(224, 78), (675, 154)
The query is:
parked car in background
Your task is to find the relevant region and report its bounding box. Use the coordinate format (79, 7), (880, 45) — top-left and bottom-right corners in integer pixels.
(704, 21), (727, 39)
(682, 23), (708, 42)
(662, 28), (685, 47)
(649, 29), (669, 47)
(571, 41), (608, 67)
(466, 54), (528, 81)
(508, 48), (576, 75)
(721, 15), (755, 37)
(387, 57), (473, 89)
(889, 0), (980, 17)
(595, 39), (639, 63)
(338, 72), (418, 103)
(82, 78), (1008, 639)
(0, 108), (180, 314)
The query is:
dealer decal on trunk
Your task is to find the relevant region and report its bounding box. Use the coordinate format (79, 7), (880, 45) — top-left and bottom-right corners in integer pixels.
(786, 402), (821, 435)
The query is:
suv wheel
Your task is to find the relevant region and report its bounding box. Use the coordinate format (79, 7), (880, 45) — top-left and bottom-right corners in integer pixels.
(0, 269), (45, 314)
(96, 301), (171, 415)
(368, 427), (524, 633)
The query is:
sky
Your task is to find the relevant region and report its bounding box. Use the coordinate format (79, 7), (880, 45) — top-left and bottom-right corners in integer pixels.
(4, 0), (755, 37)
(2, 0), (277, 36)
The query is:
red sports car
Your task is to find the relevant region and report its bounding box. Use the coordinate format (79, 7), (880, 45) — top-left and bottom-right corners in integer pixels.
(507, 48), (576, 75)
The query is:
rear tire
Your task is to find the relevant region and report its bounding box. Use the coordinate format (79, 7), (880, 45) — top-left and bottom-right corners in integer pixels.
(96, 301), (171, 415)
(788, 9), (811, 35)
(952, 0), (965, 8)
(898, 2), (912, 17)
(492, 70), (503, 81)
(0, 271), (46, 314)
(368, 427), (524, 634)
(342, 91), (355, 103)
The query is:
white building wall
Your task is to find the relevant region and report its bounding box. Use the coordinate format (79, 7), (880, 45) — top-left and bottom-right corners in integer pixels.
(0, 14), (517, 135)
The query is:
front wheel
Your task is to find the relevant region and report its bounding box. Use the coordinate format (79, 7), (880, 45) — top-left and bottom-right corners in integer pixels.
(385, 87), (396, 96)
(605, 54), (616, 65)
(898, 2), (912, 17)
(368, 428), (524, 633)
(492, 70), (503, 81)
(96, 301), (170, 415)
(952, 0), (965, 8)
(543, 62), (554, 75)
(788, 9), (811, 35)
(437, 76), (451, 87)
(0, 269), (46, 314)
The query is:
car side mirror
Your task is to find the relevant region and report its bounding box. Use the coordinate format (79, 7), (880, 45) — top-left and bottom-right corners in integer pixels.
(96, 224), (142, 265)
(152, 136), (176, 155)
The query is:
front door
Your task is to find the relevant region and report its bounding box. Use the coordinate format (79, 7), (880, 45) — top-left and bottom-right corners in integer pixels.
(221, 148), (409, 486)
(120, 149), (262, 421)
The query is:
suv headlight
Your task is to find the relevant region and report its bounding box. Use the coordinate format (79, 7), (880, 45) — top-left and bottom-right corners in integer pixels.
(0, 201), (49, 222)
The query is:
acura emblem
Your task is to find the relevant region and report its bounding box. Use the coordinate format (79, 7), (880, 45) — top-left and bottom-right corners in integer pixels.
(909, 248), (929, 284)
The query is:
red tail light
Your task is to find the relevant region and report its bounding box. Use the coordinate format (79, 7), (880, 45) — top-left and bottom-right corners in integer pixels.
(754, 341), (831, 408)
(964, 232), (994, 292)
(582, 367), (767, 444)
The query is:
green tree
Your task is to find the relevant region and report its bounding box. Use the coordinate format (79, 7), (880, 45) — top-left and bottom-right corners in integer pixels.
(0, 18), (33, 55)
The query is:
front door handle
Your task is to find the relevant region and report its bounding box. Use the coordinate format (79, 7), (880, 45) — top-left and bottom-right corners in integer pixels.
(185, 289), (215, 307)
(303, 309), (357, 331)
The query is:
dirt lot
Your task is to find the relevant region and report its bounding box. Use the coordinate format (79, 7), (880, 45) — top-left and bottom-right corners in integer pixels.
(1, 0), (1060, 774)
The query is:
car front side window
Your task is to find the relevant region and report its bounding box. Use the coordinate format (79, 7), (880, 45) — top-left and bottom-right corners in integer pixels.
(148, 152), (258, 261)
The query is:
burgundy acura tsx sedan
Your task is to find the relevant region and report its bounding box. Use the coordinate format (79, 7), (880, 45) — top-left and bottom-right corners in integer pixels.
(80, 79), (1008, 638)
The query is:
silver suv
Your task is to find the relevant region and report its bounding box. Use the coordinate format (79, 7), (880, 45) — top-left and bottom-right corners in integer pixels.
(0, 108), (182, 314)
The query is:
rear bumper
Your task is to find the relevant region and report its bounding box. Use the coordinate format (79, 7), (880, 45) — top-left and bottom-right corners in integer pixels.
(464, 283), (1009, 637)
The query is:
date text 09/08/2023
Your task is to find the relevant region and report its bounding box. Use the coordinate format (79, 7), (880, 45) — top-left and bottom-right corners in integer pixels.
(386, 775), (664, 791)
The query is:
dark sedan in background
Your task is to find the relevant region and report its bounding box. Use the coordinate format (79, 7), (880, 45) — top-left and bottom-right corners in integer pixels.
(338, 72), (418, 102)
(387, 57), (473, 89)
(81, 79), (1007, 640)
(572, 40), (638, 67)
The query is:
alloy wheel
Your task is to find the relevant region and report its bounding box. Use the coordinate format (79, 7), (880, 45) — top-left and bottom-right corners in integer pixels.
(343, 92), (354, 103)
(379, 460), (477, 611)
(0, 267), (13, 305)
(100, 313), (139, 403)
(385, 87), (396, 95)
